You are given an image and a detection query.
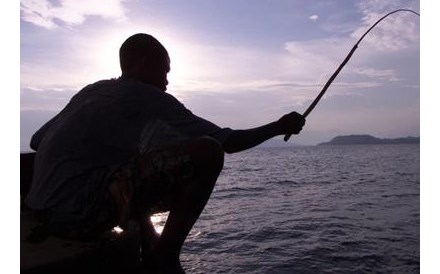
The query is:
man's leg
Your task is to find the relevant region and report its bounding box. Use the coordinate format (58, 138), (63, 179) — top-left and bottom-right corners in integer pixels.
(142, 137), (224, 272)
(140, 213), (160, 259)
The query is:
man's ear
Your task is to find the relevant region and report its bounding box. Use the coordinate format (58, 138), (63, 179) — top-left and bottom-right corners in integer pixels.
(140, 55), (155, 74)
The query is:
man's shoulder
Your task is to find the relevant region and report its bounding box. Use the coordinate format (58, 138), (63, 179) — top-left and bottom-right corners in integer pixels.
(115, 79), (166, 97)
(79, 79), (159, 97)
(82, 79), (117, 90)
(78, 78), (184, 107)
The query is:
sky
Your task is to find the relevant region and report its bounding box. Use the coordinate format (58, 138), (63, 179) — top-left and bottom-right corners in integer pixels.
(19, 0), (421, 149)
(8, 1), (440, 271)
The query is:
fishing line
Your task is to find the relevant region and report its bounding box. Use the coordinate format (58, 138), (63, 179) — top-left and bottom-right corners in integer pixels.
(284, 9), (420, 141)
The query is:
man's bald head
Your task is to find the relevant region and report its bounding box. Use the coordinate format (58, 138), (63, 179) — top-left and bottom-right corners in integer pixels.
(119, 33), (170, 91)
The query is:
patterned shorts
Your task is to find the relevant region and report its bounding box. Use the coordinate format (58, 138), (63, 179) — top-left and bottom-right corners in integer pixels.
(108, 145), (194, 230)
(42, 145), (194, 240)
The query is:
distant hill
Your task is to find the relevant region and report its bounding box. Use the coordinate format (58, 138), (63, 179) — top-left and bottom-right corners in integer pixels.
(318, 134), (420, 145)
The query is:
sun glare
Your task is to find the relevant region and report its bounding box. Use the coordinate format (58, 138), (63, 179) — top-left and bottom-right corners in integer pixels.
(112, 226), (124, 234)
(166, 46), (196, 89)
(167, 47), (188, 85)
(150, 212), (169, 234)
(94, 33), (125, 78)
(158, 35), (206, 94)
(90, 30), (200, 93)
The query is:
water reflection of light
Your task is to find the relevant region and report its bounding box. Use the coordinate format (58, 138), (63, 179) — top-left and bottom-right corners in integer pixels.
(111, 213), (170, 235)
(150, 212), (169, 234)
(112, 226), (124, 234)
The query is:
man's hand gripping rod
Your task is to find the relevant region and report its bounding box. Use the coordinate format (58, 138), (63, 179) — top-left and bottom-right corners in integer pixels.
(284, 9), (420, 142)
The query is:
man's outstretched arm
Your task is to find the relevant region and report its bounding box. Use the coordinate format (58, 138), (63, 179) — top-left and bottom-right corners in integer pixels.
(222, 111), (305, 154)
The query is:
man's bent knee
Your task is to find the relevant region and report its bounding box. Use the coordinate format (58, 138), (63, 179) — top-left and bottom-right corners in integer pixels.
(187, 136), (224, 177)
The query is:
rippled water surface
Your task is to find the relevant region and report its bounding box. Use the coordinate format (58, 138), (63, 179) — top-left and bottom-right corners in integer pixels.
(162, 144), (419, 273)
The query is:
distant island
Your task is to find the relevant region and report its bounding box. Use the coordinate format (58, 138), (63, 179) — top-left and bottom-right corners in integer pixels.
(318, 134), (420, 146)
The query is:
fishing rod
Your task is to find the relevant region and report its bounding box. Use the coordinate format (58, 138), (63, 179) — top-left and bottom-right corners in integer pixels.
(284, 9), (420, 141)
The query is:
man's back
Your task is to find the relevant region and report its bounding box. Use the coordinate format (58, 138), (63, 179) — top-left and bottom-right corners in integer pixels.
(26, 79), (164, 211)
(26, 78), (230, 212)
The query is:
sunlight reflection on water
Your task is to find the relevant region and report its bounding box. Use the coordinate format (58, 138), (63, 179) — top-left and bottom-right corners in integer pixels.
(111, 225), (124, 234)
(151, 212), (169, 234)
(111, 212), (169, 235)
(149, 211), (202, 240)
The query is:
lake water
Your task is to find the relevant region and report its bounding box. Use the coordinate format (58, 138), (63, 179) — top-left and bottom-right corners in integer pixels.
(153, 144), (420, 273)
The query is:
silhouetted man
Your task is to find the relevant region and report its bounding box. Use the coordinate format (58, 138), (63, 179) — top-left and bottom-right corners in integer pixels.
(26, 33), (305, 273)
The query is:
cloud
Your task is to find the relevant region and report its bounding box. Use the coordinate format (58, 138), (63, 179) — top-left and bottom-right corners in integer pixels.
(280, 0), (419, 97)
(283, 37), (363, 88)
(353, 0), (420, 51)
(352, 67), (400, 82)
(309, 14), (319, 22)
(21, 86), (77, 111)
(168, 26), (416, 108)
(20, 0), (127, 29)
